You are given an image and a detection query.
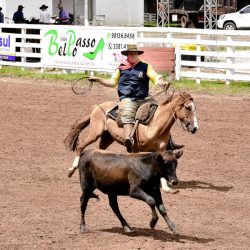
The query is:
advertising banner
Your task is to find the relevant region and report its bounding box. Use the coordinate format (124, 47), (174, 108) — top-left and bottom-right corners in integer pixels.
(0, 34), (16, 61)
(42, 27), (137, 71)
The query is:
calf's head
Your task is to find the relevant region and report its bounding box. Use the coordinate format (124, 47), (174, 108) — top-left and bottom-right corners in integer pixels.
(156, 150), (183, 185)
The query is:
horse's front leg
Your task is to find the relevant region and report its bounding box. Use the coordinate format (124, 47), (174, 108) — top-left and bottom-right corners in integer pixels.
(108, 194), (133, 232)
(160, 178), (179, 194)
(129, 186), (158, 229)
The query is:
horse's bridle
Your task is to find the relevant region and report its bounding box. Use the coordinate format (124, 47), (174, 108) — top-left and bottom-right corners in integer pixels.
(170, 97), (193, 132)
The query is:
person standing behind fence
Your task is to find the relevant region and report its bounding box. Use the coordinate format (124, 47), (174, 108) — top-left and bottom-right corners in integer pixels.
(39, 4), (51, 24)
(13, 5), (25, 23)
(56, 3), (69, 24)
(0, 7), (4, 23)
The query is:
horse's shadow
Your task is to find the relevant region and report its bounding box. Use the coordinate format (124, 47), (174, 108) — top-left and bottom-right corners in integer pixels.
(100, 227), (214, 244)
(174, 180), (233, 192)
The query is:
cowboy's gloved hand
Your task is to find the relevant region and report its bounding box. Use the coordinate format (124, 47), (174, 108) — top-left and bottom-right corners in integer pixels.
(157, 80), (168, 88)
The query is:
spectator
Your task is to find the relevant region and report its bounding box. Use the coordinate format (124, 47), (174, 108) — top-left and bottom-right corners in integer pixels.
(0, 7), (4, 23)
(56, 3), (69, 24)
(39, 4), (51, 24)
(13, 5), (25, 23)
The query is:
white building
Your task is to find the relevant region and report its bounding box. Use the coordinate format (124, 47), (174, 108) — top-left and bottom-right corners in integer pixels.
(0, 0), (144, 26)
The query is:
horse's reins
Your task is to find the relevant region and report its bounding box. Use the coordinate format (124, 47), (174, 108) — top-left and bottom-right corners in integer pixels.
(144, 82), (171, 103)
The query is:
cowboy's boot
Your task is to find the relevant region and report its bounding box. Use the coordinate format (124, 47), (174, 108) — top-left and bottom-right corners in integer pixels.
(166, 134), (184, 150)
(123, 123), (134, 153)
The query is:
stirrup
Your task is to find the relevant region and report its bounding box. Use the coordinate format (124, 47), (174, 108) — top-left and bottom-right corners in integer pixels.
(124, 137), (134, 153)
(166, 140), (185, 150)
(170, 141), (185, 150)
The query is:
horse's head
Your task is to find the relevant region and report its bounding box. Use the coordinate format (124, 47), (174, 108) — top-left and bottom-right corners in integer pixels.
(174, 92), (198, 134)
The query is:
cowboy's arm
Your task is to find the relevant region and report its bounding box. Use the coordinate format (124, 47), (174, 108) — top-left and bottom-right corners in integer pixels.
(146, 64), (166, 87)
(88, 69), (119, 88)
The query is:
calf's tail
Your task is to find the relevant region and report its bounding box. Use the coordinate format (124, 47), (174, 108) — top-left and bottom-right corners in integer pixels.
(64, 114), (90, 151)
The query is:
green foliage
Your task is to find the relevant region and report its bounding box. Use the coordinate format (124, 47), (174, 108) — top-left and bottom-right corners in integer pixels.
(144, 21), (181, 27)
(0, 66), (249, 96)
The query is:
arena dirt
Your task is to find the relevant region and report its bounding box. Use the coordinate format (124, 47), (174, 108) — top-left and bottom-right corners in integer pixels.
(0, 78), (249, 250)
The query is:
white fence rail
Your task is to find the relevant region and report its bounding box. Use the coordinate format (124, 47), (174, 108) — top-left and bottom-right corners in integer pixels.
(1, 24), (250, 84)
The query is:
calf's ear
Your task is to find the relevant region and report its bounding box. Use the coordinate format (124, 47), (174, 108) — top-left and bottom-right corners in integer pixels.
(174, 150), (183, 159)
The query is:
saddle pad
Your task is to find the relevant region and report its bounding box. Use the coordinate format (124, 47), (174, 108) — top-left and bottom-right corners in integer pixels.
(107, 105), (119, 120)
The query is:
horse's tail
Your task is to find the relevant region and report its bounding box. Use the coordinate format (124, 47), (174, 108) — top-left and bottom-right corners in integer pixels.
(64, 114), (90, 151)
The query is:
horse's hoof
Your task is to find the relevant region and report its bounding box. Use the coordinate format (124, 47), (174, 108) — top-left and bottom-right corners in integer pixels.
(67, 169), (74, 178)
(163, 188), (180, 194)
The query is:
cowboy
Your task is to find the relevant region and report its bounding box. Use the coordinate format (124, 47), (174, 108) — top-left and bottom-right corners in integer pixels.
(88, 44), (184, 152)
(39, 4), (51, 24)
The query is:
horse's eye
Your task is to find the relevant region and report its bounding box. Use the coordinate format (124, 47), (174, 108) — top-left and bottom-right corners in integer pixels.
(185, 106), (192, 111)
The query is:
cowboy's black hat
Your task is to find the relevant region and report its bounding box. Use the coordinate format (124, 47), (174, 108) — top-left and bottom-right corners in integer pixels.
(18, 5), (24, 9)
(40, 4), (48, 10)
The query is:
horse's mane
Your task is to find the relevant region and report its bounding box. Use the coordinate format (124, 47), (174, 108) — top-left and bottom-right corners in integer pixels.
(161, 90), (192, 106)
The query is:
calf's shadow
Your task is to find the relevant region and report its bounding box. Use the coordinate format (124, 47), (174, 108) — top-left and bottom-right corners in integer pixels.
(100, 227), (214, 244)
(175, 180), (233, 192)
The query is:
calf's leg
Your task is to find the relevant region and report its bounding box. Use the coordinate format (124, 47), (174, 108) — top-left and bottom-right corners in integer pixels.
(129, 186), (158, 229)
(108, 194), (133, 233)
(153, 189), (178, 234)
(80, 192), (90, 233)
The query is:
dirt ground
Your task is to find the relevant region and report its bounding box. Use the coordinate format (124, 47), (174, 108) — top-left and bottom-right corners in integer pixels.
(0, 77), (249, 250)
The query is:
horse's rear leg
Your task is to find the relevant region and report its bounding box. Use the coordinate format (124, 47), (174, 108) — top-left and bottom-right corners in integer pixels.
(108, 194), (133, 233)
(160, 178), (179, 194)
(68, 122), (105, 178)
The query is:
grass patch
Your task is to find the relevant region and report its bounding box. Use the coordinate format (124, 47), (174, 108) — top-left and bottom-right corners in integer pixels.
(0, 66), (249, 96)
(144, 21), (181, 28)
(171, 78), (250, 96)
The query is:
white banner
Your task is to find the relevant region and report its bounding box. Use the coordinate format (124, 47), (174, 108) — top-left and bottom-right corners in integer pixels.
(0, 34), (16, 61)
(42, 27), (137, 70)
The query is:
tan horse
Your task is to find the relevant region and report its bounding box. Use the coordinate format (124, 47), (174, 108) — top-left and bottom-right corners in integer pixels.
(64, 91), (198, 190)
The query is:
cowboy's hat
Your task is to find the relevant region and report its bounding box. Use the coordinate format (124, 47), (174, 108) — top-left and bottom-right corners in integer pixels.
(40, 4), (48, 10)
(18, 5), (24, 9)
(58, 3), (63, 8)
(121, 44), (144, 56)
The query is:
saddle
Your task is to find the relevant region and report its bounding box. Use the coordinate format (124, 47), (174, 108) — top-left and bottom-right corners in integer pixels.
(107, 100), (158, 128)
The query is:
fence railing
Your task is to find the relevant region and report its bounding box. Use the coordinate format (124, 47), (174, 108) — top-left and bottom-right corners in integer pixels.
(144, 13), (157, 22)
(1, 23), (250, 84)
